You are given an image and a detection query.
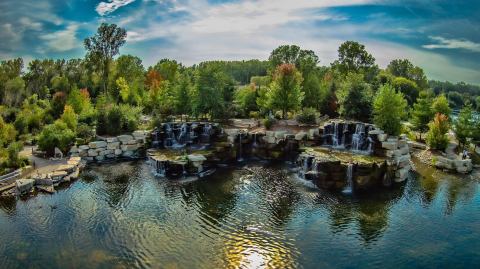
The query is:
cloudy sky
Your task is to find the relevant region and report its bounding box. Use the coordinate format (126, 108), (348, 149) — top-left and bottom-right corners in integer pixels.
(1, 0), (479, 84)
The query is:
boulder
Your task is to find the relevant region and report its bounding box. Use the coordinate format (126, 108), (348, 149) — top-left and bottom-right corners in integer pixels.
(122, 150), (134, 157)
(188, 154), (207, 162)
(16, 179), (35, 194)
(121, 144), (139, 151)
(117, 135), (134, 143)
(95, 155), (105, 161)
(107, 142), (120, 150)
(274, 131), (287, 139)
(114, 149), (123, 155)
(308, 128), (319, 139)
(79, 145), (90, 151)
(377, 134), (388, 142)
(69, 146), (79, 154)
(395, 166), (410, 182)
(224, 129), (239, 136)
(382, 141), (398, 150)
(89, 141), (107, 149)
(295, 131), (307, 141)
(88, 149), (98, 157)
(106, 137), (118, 143)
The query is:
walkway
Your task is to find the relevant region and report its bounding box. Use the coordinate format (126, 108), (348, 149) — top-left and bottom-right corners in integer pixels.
(19, 146), (70, 176)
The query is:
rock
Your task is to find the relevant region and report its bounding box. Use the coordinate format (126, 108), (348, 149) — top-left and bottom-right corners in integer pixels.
(106, 154), (116, 159)
(395, 166), (410, 182)
(295, 131), (307, 141)
(122, 150), (134, 157)
(88, 149), (98, 157)
(265, 131), (275, 137)
(51, 171), (68, 181)
(274, 131), (287, 139)
(95, 155), (105, 161)
(308, 128), (319, 139)
(114, 149), (123, 155)
(69, 146), (79, 154)
(398, 140), (407, 148)
(398, 145), (409, 155)
(117, 135), (134, 143)
(107, 142), (120, 150)
(368, 129), (384, 135)
(376, 133), (387, 142)
(121, 144), (139, 151)
(264, 136), (276, 144)
(382, 141), (398, 150)
(188, 154), (207, 162)
(89, 141), (107, 149)
(16, 179), (35, 194)
(106, 137), (118, 143)
(224, 129), (239, 136)
(79, 145), (90, 151)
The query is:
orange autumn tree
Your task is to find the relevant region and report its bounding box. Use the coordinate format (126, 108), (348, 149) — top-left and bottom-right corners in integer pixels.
(145, 69), (175, 115)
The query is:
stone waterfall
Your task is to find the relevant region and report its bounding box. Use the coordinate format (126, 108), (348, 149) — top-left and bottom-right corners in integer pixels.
(343, 163), (354, 194)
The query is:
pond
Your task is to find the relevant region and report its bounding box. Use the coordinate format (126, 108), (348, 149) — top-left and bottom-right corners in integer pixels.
(0, 160), (479, 269)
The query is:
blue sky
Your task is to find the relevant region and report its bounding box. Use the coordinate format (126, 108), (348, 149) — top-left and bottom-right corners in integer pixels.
(1, 0), (479, 84)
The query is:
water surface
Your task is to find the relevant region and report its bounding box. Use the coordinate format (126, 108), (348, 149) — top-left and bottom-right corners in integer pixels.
(0, 160), (479, 268)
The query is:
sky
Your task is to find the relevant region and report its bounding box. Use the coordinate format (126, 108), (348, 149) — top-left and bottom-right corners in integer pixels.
(1, 0), (479, 84)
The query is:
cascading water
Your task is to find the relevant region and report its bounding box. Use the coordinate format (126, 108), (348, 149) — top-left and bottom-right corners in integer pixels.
(237, 133), (244, 162)
(151, 157), (166, 177)
(252, 133), (257, 148)
(164, 123), (180, 148)
(351, 123), (365, 151)
(332, 122), (339, 147)
(343, 163), (354, 194)
(177, 123), (189, 145)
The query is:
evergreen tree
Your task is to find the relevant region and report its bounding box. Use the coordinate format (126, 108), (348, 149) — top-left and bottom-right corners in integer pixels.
(373, 84), (407, 136)
(426, 113), (450, 151)
(432, 94), (452, 118)
(454, 105), (474, 149)
(337, 73), (372, 122)
(411, 91), (434, 140)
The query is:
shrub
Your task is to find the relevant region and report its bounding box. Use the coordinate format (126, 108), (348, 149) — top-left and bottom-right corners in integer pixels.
(76, 123), (95, 143)
(373, 84), (408, 136)
(60, 105), (78, 132)
(5, 142), (28, 169)
(96, 104), (141, 136)
(249, 111), (260, 119)
(38, 121), (76, 156)
(296, 107), (319, 125)
(263, 117), (276, 130)
(426, 113), (450, 151)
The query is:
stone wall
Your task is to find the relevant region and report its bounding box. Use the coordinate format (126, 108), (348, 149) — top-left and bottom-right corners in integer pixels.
(69, 130), (149, 162)
(434, 156), (473, 174)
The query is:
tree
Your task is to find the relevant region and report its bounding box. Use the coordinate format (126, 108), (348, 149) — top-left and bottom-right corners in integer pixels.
(116, 77), (130, 103)
(266, 64), (304, 119)
(60, 105), (78, 132)
(392, 77), (419, 106)
(426, 113), (450, 151)
(454, 105), (474, 149)
(235, 84), (258, 117)
(84, 23), (127, 94)
(411, 91), (434, 140)
(387, 59), (428, 89)
(373, 84), (407, 136)
(432, 94), (452, 118)
(174, 73), (192, 120)
(51, 91), (67, 119)
(50, 75), (70, 93)
(0, 117), (17, 147)
(337, 73), (373, 122)
(153, 59), (181, 82)
(38, 121), (76, 156)
(3, 77), (26, 107)
(476, 96), (480, 111)
(332, 41), (377, 78)
(472, 117), (480, 150)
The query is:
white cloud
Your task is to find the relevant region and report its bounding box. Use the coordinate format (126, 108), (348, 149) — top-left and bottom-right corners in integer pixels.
(96, 0), (137, 16)
(423, 36), (480, 52)
(40, 24), (79, 52)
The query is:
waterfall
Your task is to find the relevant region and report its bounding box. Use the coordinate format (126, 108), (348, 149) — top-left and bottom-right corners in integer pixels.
(237, 134), (244, 162)
(177, 123), (189, 144)
(152, 158), (166, 177)
(332, 123), (339, 147)
(343, 163), (354, 194)
(152, 129), (160, 148)
(351, 123), (365, 151)
(367, 137), (373, 154)
(252, 133), (257, 148)
(164, 123), (179, 148)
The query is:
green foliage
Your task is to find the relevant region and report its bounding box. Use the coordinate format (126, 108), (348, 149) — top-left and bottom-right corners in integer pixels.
(447, 91), (464, 108)
(337, 73), (373, 122)
(392, 77), (419, 106)
(96, 104), (141, 136)
(266, 64), (304, 119)
(60, 105), (78, 132)
(387, 59), (428, 89)
(263, 117), (276, 130)
(296, 107), (319, 125)
(51, 91), (67, 118)
(373, 84), (407, 136)
(51, 75), (70, 93)
(76, 123), (95, 143)
(426, 113), (450, 151)
(84, 23), (127, 94)
(38, 121), (76, 156)
(174, 73), (192, 118)
(411, 91), (434, 136)
(333, 41), (377, 78)
(454, 105), (474, 148)
(235, 84), (258, 117)
(431, 94), (452, 117)
(3, 77), (26, 106)
(14, 94), (50, 135)
(0, 117), (17, 147)
(116, 77), (130, 103)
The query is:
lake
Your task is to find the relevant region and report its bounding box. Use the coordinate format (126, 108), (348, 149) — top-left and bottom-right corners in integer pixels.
(0, 160), (479, 269)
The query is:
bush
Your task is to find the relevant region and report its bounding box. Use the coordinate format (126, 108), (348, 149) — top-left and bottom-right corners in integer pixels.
(38, 121), (76, 156)
(96, 104), (141, 136)
(296, 107), (319, 125)
(426, 113), (450, 151)
(249, 111), (260, 119)
(76, 123), (95, 143)
(263, 117), (276, 130)
(5, 142), (28, 169)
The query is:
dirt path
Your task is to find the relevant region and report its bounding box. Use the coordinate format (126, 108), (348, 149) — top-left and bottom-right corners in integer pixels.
(19, 146), (69, 176)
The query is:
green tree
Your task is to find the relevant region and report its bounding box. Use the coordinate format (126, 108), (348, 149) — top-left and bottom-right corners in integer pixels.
(411, 91), (434, 140)
(116, 77), (130, 103)
(387, 59), (428, 89)
(392, 77), (419, 106)
(432, 94), (452, 118)
(51, 75), (70, 93)
(84, 23), (127, 94)
(266, 64), (304, 119)
(38, 121), (76, 156)
(472, 117), (480, 150)
(3, 77), (26, 107)
(373, 84), (407, 136)
(59, 105), (78, 132)
(426, 113), (450, 151)
(235, 84), (258, 117)
(0, 117), (17, 147)
(454, 105), (474, 149)
(332, 41), (377, 78)
(337, 73), (373, 122)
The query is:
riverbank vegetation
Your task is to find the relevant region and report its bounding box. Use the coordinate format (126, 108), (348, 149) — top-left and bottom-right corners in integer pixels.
(1, 23), (480, 172)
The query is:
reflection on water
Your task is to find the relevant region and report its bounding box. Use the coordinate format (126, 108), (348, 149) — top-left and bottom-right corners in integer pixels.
(0, 159), (479, 268)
